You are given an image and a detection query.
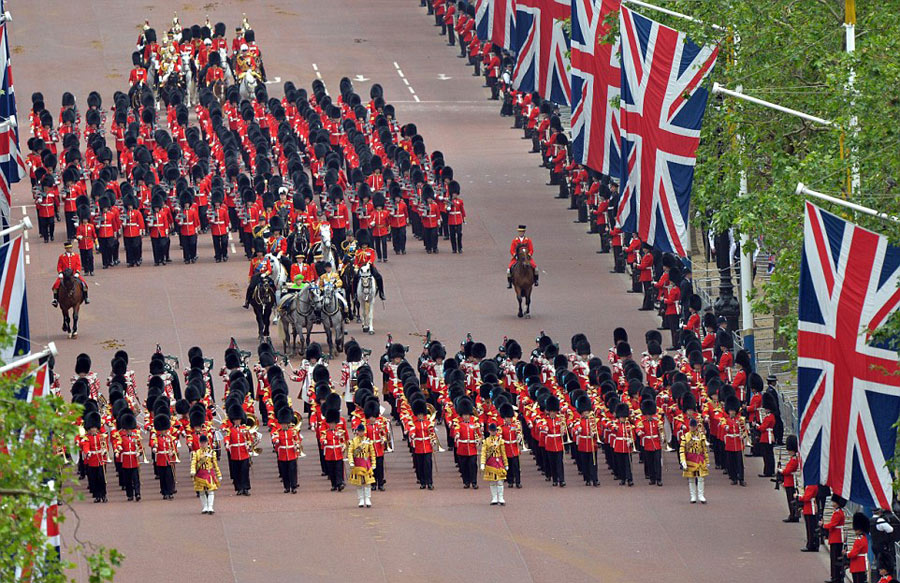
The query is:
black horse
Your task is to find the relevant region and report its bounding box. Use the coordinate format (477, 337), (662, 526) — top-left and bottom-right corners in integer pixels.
(249, 275), (276, 344)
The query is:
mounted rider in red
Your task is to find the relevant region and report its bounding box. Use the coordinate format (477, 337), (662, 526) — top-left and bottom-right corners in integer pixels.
(507, 225), (538, 288)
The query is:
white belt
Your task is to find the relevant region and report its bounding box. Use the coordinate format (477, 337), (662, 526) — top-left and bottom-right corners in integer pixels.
(457, 439), (477, 444)
(324, 444), (343, 449)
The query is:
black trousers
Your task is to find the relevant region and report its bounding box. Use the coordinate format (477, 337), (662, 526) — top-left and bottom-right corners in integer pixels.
(447, 25), (455, 45)
(665, 313), (680, 347)
(212, 234), (228, 260)
(98, 237), (114, 267)
(325, 459), (343, 488)
(150, 236), (169, 265)
(644, 449), (662, 483)
(124, 236), (142, 265)
(506, 456), (521, 486)
(332, 227), (346, 251)
(850, 573), (865, 583)
(373, 455), (385, 487)
(546, 450), (565, 484)
(760, 443), (775, 476)
(829, 542), (842, 582)
(391, 227), (406, 253)
(182, 234), (197, 261)
(38, 215), (55, 241)
(415, 452), (433, 486)
(110, 236), (120, 263)
(122, 466), (141, 498)
(725, 450), (744, 482)
(157, 464), (176, 496)
(64, 211), (77, 240)
(85, 465), (107, 499)
(641, 281), (655, 310)
(784, 486), (798, 519)
(440, 212), (450, 238)
(79, 248), (94, 274)
(612, 246), (625, 272)
(278, 459), (298, 490)
(579, 450), (598, 484)
(232, 458), (251, 491)
(424, 227), (439, 252)
(374, 234), (388, 260)
(614, 452), (633, 482)
(228, 207), (241, 231)
(198, 205), (209, 231)
(458, 454), (477, 486)
(803, 513), (819, 550)
(449, 223), (462, 252)
(242, 232), (253, 258)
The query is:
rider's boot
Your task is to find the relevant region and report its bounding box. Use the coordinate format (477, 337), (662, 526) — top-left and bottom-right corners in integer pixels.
(82, 282), (90, 304)
(506, 270), (512, 289)
(533, 268), (539, 287)
(51, 288), (59, 308)
(243, 285), (252, 309)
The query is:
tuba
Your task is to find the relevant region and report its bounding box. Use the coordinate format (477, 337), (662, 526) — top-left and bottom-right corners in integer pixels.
(245, 416), (262, 455)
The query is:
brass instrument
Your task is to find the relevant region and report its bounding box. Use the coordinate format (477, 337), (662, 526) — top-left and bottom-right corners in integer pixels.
(517, 419), (530, 452)
(430, 421), (445, 453)
(103, 437), (113, 462)
(245, 416), (262, 455)
(562, 419), (573, 445)
(242, 13), (251, 31)
(139, 435), (150, 465)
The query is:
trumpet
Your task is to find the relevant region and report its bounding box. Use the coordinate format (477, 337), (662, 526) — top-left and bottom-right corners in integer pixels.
(430, 423), (446, 453)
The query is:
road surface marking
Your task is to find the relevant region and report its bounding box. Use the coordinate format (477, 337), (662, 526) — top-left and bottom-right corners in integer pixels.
(413, 95), (421, 102)
(231, 243), (237, 254)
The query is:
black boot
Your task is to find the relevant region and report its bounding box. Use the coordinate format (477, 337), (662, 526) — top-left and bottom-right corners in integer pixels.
(82, 284), (90, 304)
(51, 289), (59, 307)
(507, 274), (512, 289)
(534, 269), (539, 286)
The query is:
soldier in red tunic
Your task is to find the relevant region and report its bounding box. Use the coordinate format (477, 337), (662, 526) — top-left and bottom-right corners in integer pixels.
(51, 241), (90, 306)
(452, 397), (481, 489)
(507, 225), (538, 287)
(409, 399), (436, 490)
(224, 404), (252, 495)
(272, 407), (301, 494)
(499, 402), (523, 489)
(80, 411), (108, 503)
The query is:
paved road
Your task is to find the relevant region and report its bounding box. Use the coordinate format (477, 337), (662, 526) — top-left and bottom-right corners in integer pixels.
(11, 1), (824, 581)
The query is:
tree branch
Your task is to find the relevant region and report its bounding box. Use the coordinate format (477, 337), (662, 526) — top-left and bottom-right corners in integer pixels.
(0, 487), (51, 497)
(816, 0), (843, 25)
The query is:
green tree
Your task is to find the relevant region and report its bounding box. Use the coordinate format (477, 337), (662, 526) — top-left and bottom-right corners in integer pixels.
(0, 317), (122, 582)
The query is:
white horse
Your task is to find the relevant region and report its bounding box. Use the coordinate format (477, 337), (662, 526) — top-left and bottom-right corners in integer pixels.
(266, 253), (288, 302)
(239, 70), (259, 102)
(310, 223), (337, 269)
(179, 50), (196, 106)
(356, 264), (376, 335)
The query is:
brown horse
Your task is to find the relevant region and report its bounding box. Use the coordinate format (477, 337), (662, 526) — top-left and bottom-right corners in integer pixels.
(511, 245), (534, 318)
(58, 268), (84, 338)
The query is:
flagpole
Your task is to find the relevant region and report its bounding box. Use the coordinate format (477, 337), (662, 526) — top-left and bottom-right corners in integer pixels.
(796, 183), (899, 224)
(0, 342), (58, 375)
(620, 0), (726, 31)
(711, 83), (834, 127)
(0, 217), (32, 240)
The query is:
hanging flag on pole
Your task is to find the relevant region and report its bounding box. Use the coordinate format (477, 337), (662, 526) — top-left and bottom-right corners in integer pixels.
(0, 1), (26, 227)
(0, 232), (29, 359)
(797, 202), (900, 510)
(615, 6), (718, 256)
(570, 0), (621, 176)
(512, 0), (571, 105)
(475, 0), (517, 50)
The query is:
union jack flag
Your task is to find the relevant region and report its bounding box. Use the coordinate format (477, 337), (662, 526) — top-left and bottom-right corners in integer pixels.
(0, 1), (26, 225)
(0, 233), (29, 360)
(475, 0), (517, 50)
(798, 202), (900, 509)
(615, 6), (717, 256)
(512, 0), (571, 106)
(570, 0), (620, 175)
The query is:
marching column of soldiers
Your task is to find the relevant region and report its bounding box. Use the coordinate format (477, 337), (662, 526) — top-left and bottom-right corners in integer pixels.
(30, 14), (472, 310)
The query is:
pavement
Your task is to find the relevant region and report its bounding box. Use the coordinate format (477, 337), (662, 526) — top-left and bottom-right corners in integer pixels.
(10, 1), (826, 581)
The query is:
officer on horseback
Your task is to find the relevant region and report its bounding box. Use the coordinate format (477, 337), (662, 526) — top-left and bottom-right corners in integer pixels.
(243, 239), (273, 309)
(51, 241), (90, 306)
(266, 216), (289, 269)
(507, 225), (538, 288)
(353, 230), (386, 301)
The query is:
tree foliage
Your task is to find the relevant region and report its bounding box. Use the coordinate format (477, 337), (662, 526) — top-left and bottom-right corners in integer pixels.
(658, 0), (900, 354)
(0, 317), (122, 582)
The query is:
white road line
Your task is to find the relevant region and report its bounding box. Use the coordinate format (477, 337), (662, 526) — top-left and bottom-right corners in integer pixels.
(413, 95), (421, 102)
(312, 63), (318, 71)
(23, 230), (28, 240)
(25, 255), (30, 265)
(408, 86), (416, 94)
(24, 242), (29, 252)
(402, 78), (410, 86)
(230, 243), (237, 254)
(396, 69), (405, 78)
(393, 61), (399, 69)
(21, 206), (26, 216)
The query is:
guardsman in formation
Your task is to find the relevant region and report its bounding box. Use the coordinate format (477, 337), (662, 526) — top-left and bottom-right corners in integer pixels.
(845, 513), (869, 583)
(452, 397), (481, 489)
(609, 402), (634, 486)
(481, 423), (508, 505)
(151, 413), (177, 500)
(798, 482), (820, 552)
(347, 424), (376, 507)
(272, 407), (301, 494)
(115, 411), (142, 501)
(636, 399), (664, 486)
(322, 408), (347, 491)
(80, 411), (108, 503)
(409, 399), (435, 490)
(821, 495), (847, 583)
(51, 240), (90, 306)
(499, 402), (522, 489)
(190, 434), (222, 514)
(777, 434), (801, 522)
(224, 405), (252, 495)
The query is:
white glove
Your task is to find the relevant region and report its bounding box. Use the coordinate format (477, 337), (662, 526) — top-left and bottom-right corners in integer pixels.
(58, 273), (64, 279)
(480, 464), (485, 471)
(680, 462), (687, 471)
